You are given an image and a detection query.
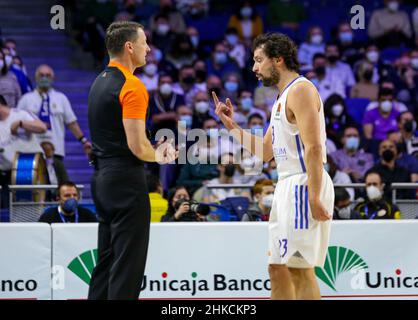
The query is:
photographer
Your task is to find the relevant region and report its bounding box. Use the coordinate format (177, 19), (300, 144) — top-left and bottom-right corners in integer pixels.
(161, 186), (209, 222)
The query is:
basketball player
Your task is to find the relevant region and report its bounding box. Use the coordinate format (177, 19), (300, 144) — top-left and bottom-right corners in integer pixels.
(212, 33), (334, 300)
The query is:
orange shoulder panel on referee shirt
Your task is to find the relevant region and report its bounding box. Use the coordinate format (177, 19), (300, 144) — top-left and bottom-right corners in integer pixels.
(108, 60), (149, 120)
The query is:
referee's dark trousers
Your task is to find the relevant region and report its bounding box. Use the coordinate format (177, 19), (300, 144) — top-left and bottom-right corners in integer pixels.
(88, 156), (150, 300)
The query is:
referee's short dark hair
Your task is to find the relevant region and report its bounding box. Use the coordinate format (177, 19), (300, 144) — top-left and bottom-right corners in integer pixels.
(105, 21), (144, 57)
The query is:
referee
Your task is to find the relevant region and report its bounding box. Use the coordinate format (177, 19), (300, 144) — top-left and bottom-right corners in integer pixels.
(87, 21), (177, 300)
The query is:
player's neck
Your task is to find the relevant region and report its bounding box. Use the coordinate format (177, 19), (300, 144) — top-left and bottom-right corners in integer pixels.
(277, 71), (300, 96)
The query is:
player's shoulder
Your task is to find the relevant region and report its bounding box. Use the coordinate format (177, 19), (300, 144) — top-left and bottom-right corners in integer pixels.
(287, 78), (320, 104)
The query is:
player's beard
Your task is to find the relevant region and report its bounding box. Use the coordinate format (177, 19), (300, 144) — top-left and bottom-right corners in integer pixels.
(261, 67), (280, 87)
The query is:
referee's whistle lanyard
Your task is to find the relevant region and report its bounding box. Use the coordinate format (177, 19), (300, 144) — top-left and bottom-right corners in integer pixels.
(38, 91), (52, 128)
(58, 206), (79, 223)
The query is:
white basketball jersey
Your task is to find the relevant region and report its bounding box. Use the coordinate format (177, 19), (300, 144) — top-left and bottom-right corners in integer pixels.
(270, 76), (327, 180)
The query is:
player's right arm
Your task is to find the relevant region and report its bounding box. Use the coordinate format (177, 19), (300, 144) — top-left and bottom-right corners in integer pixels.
(212, 91), (273, 162)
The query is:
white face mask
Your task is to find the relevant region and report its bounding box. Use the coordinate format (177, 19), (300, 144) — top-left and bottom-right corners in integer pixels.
(195, 101), (209, 114)
(332, 104), (344, 117)
(380, 100), (392, 113)
(157, 23), (170, 35)
(387, 1), (399, 12)
(261, 194), (274, 208)
(311, 34), (323, 45)
(159, 83), (172, 96)
(4, 55), (13, 67)
(367, 185), (382, 201)
(144, 63), (157, 76)
(367, 51), (379, 63)
(411, 58), (418, 69)
(240, 157), (254, 170)
(337, 206), (351, 219)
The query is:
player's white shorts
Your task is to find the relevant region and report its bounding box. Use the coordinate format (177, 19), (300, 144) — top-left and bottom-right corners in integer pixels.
(268, 170), (334, 268)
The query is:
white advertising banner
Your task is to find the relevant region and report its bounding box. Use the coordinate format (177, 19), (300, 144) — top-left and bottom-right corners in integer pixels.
(51, 221), (418, 300)
(0, 223), (51, 300)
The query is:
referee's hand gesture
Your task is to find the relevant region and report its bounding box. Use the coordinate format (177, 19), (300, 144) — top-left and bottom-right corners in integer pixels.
(155, 138), (178, 164)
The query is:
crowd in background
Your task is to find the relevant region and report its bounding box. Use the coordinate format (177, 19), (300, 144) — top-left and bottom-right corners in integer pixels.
(1, 0), (418, 222)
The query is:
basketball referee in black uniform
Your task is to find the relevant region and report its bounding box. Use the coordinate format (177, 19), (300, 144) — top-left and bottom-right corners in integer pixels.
(87, 21), (177, 300)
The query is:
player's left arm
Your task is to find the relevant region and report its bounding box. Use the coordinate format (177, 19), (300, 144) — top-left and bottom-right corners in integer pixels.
(287, 82), (331, 220)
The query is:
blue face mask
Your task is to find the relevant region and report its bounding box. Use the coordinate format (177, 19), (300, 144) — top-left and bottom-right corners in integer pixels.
(345, 136), (360, 150)
(214, 52), (227, 65)
(225, 81), (238, 92)
(179, 115), (193, 127)
(241, 97), (253, 111)
(270, 170), (278, 182)
(62, 198), (78, 213)
(339, 32), (353, 43)
(251, 124), (264, 136)
(207, 128), (219, 138)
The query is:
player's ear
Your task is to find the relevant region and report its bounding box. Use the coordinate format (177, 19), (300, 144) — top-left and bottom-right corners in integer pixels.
(274, 57), (284, 66)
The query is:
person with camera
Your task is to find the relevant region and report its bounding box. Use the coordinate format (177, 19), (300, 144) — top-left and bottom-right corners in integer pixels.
(161, 186), (209, 222)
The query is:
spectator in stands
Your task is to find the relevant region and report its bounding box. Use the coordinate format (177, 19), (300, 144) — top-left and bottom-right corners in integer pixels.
(17, 65), (92, 166)
(227, 0), (263, 47)
(365, 81), (408, 113)
(224, 27), (247, 69)
(11, 55), (28, 77)
(40, 140), (69, 186)
(206, 42), (240, 80)
(312, 53), (346, 101)
(369, 140), (413, 199)
(350, 61), (378, 100)
(191, 91), (212, 129)
(206, 75), (223, 99)
(148, 73), (185, 135)
(0, 94), (47, 209)
(325, 43), (356, 90)
(236, 148), (267, 185)
(324, 94), (356, 147)
(173, 65), (201, 107)
(368, 0), (412, 49)
(386, 130), (418, 182)
(396, 50), (418, 112)
(253, 83), (279, 115)
(38, 181), (97, 223)
(330, 126), (374, 183)
(193, 59), (208, 91)
(203, 152), (249, 203)
(336, 22), (363, 67)
(396, 111), (418, 157)
(138, 53), (159, 92)
(325, 155), (354, 201)
(413, 7), (418, 46)
(241, 179), (274, 221)
(187, 27), (207, 59)
(161, 186), (207, 221)
(150, 0), (186, 34)
(333, 188), (358, 220)
(298, 26), (325, 70)
(150, 13), (175, 53)
(2, 46), (32, 94)
(266, 0), (305, 31)
(354, 171), (401, 219)
(147, 174), (168, 223)
(0, 49), (21, 108)
(247, 113), (266, 133)
(265, 159), (278, 182)
(166, 33), (197, 71)
(175, 105), (194, 154)
(221, 72), (242, 104)
(176, 0), (209, 18)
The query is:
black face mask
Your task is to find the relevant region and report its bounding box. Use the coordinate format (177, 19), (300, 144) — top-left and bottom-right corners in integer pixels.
(182, 76), (195, 85)
(195, 70), (207, 82)
(404, 120), (414, 133)
(327, 55), (339, 64)
(363, 70), (373, 81)
(396, 142), (406, 154)
(382, 149), (395, 162)
(224, 164), (235, 177)
(314, 66), (326, 76)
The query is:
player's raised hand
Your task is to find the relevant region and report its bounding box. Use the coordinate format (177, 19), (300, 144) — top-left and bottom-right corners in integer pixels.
(212, 91), (235, 130)
(155, 138), (179, 164)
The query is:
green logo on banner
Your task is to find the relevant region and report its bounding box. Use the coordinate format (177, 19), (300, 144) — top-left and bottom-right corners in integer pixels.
(315, 246), (368, 291)
(68, 249), (98, 285)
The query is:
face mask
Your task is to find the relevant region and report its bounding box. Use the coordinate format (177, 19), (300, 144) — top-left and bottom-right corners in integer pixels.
(241, 97), (253, 111)
(190, 35), (199, 47)
(363, 69), (373, 81)
(311, 34), (323, 45)
(62, 198), (78, 213)
(195, 69), (207, 81)
(240, 157), (254, 170)
(240, 7), (252, 18)
(251, 124), (264, 136)
(182, 75), (195, 85)
(339, 32), (353, 43)
(159, 83), (172, 96)
(157, 23), (170, 35)
(345, 136), (360, 150)
(226, 34), (239, 46)
(224, 81), (238, 92)
(195, 101), (209, 114)
(270, 170), (278, 182)
(367, 185), (382, 201)
(4, 55), (13, 67)
(261, 194), (274, 208)
(332, 104), (344, 117)
(382, 149), (395, 162)
(37, 76), (52, 89)
(380, 100), (392, 113)
(179, 115), (193, 127)
(224, 164), (236, 177)
(214, 52), (227, 65)
(387, 1), (399, 12)
(367, 51), (379, 63)
(327, 55), (339, 64)
(411, 58), (418, 70)
(154, 49), (163, 62)
(336, 206), (351, 219)
(404, 120), (417, 133)
(314, 66), (326, 76)
(144, 63), (157, 76)
(207, 128), (219, 138)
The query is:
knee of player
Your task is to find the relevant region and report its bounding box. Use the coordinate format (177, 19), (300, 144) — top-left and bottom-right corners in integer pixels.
(268, 264), (289, 279)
